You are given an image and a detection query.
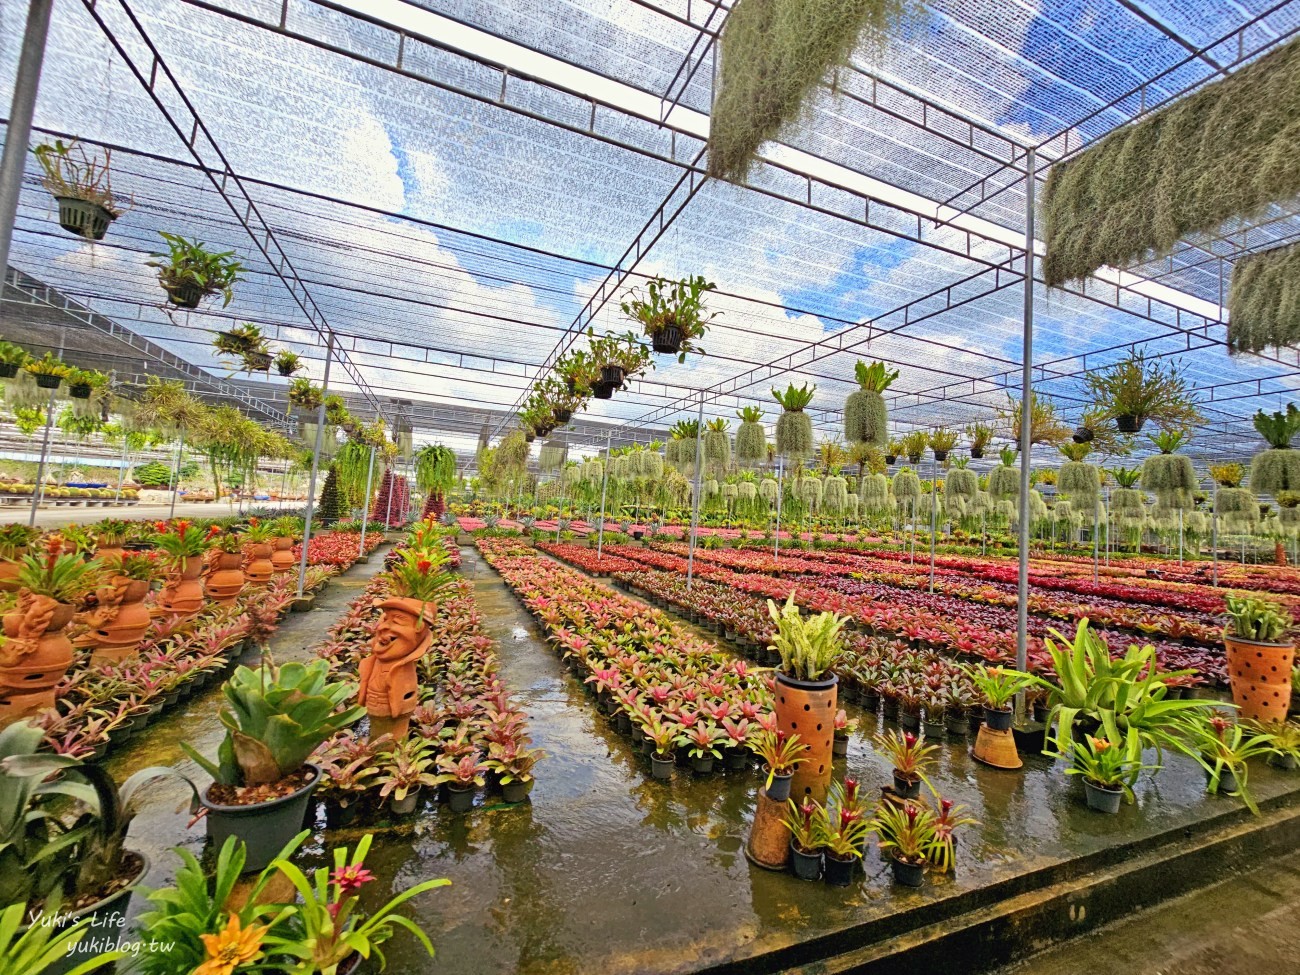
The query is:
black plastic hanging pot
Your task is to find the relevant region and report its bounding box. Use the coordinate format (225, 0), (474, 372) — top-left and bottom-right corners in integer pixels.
(524, 432), (536, 443)
(1072, 426), (1095, 444)
(554, 408), (573, 424)
(907, 454), (922, 465)
(0, 363), (17, 379)
(592, 381), (615, 400)
(33, 372), (62, 390)
(600, 364), (626, 388)
(165, 280), (206, 309)
(933, 450), (948, 463)
(244, 351), (272, 372)
(1115, 414), (1144, 434)
(970, 448), (984, 459)
(68, 383), (92, 400)
(55, 196), (115, 241)
(885, 454), (896, 465)
(651, 324), (683, 355)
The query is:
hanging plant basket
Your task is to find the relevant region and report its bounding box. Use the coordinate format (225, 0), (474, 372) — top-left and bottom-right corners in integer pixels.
(68, 383), (92, 400)
(970, 448), (983, 460)
(243, 351), (273, 373)
(885, 454), (896, 465)
(33, 373), (62, 390)
(524, 431), (536, 443)
(0, 363), (16, 379)
(55, 197), (115, 241)
(165, 281), (206, 309)
(933, 449), (949, 463)
(1072, 426), (1095, 443)
(592, 381), (615, 400)
(651, 324), (683, 355)
(600, 364), (625, 388)
(554, 407), (573, 425)
(1114, 415), (1144, 434)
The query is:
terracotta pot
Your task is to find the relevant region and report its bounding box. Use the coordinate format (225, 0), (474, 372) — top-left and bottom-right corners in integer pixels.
(244, 543), (275, 586)
(270, 536), (297, 573)
(773, 672), (837, 804)
(0, 596), (76, 727)
(89, 578), (153, 664)
(158, 555), (206, 618)
(1225, 634), (1295, 724)
(206, 552), (246, 605)
(95, 539), (126, 564)
(0, 550), (27, 593)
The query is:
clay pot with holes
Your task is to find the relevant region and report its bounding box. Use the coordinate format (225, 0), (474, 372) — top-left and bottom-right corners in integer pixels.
(158, 555), (205, 618)
(244, 543), (275, 587)
(270, 537), (296, 574)
(1224, 632), (1295, 724)
(205, 552), (246, 605)
(773, 672), (837, 804)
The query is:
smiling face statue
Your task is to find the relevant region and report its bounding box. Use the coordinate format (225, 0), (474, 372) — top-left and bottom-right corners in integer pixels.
(359, 597), (434, 743)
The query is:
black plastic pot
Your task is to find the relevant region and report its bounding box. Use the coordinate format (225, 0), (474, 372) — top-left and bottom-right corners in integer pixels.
(933, 450), (948, 463)
(823, 852), (856, 887)
(970, 448), (983, 460)
(164, 280), (206, 309)
(1115, 414), (1144, 434)
(35, 850), (149, 975)
(68, 382), (93, 399)
(651, 324), (683, 354)
(33, 372), (62, 389)
(524, 432), (536, 443)
(501, 779), (533, 803)
(1214, 767), (1240, 795)
(55, 196), (115, 241)
(725, 748), (750, 771)
(651, 753), (674, 780)
(325, 798), (363, 829)
(592, 381), (615, 400)
(1083, 779), (1123, 814)
(832, 735), (849, 757)
(790, 841), (822, 881)
(691, 755), (715, 775)
(899, 709), (921, 732)
(554, 408), (573, 424)
(765, 766), (794, 802)
(983, 705), (1014, 731)
(244, 351), (272, 372)
(446, 784), (476, 813)
(1269, 752), (1299, 771)
(945, 713), (969, 738)
(391, 787), (421, 815)
(202, 764), (322, 872)
(908, 454), (922, 464)
(890, 855), (926, 888)
(0, 362), (17, 379)
(600, 364), (626, 388)
(892, 769), (921, 799)
(885, 455), (896, 465)
(1072, 426), (1095, 444)
(861, 692), (880, 713)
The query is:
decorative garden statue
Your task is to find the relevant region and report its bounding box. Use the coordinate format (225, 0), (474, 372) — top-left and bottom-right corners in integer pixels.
(359, 596), (433, 743)
(0, 590), (76, 727)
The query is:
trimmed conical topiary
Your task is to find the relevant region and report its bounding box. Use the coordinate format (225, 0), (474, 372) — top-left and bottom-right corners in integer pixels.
(317, 464), (346, 524)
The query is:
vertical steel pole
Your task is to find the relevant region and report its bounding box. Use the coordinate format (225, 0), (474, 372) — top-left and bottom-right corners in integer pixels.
(357, 445), (376, 558)
(774, 455), (784, 558)
(27, 388), (56, 527)
(168, 429), (186, 519)
(1015, 148), (1036, 680)
(113, 436), (129, 503)
(0, 0), (53, 278)
(1092, 498), (1100, 583)
(296, 334), (334, 597)
(384, 467), (395, 529)
(596, 431), (611, 559)
(1178, 508), (1184, 566)
(929, 460), (939, 593)
(686, 396), (705, 591)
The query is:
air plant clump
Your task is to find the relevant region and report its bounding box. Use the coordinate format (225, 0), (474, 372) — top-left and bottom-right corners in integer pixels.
(1058, 443), (1100, 507)
(988, 447), (1020, 500)
(1229, 241), (1300, 354)
(735, 405), (768, 464)
(1003, 392), (1072, 447)
(772, 383), (816, 458)
(703, 418), (732, 470)
(1141, 429), (1197, 507)
(844, 360), (897, 449)
(822, 475), (849, 513)
(1249, 404), (1300, 494)
(945, 465), (978, 499)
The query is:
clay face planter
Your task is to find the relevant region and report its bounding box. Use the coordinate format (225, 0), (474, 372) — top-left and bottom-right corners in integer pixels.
(359, 597), (433, 743)
(270, 536), (296, 573)
(0, 593), (76, 727)
(773, 672), (837, 804)
(1224, 633), (1296, 724)
(205, 552), (246, 605)
(158, 555), (205, 618)
(88, 577), (153, 664)
(244, 543), (275, 586)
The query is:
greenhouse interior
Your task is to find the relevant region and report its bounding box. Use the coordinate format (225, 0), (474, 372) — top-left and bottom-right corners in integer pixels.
(2, 0), (1300, 973)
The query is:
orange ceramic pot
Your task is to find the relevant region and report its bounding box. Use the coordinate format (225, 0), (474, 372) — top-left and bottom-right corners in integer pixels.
(270, 537), (297, 573)
(158, 555), (205, 618)
(1225, 634), (1295, 724)
(0, 596), (76, 727)
(244, 543), (275, 587)
(89, 578), (153, 664)
(206, 552), (246, 605)
(773, 672), (837, 804)
(95, 538), (126, 564)
(0, 550), (27, 593)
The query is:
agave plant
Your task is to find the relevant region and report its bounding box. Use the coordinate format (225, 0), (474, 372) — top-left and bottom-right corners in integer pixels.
(1250, 403), (1300, 494)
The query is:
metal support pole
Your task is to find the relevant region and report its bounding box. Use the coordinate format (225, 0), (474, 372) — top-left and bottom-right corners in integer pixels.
(357, 446), (376, 558)
(929, 461), (939, 593)
(1015, 148), (1036, 681)
(596, 431), (611, 560)
(296, 334), (335, 598)
(774, 456), (784, 558)
(1178, 508), (1184, 566)
(168, 429), (186, 519)
(113, 436), (129, 503)
(27, 388), (56, 527)
(385, 467), (396, 529)
(686, 396), (705, 591)
(0, 0), (53, 279)
(1092, 499), (1100, 583)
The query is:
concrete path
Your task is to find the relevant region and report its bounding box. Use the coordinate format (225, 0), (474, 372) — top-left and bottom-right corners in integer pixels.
(0, 499), (302, 527)
(996, 859), (1300, 975)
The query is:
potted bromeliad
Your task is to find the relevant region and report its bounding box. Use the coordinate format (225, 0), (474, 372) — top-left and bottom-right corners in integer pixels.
(620, 274), (717, 361)
(871, 799), (937, 888)
(213, 323), (273, 372)
(1223, 595), (1294, 724)
(872, 728), (937, 799)
(783, 797), (827, 881)
(434, 752), (490, 813)
(1054, 726), (1157, 814)
(378, 737), (439, 815)
(177, 658), (364, 871)
(750, 728), (808, 801)
(147, 231), (243, 309)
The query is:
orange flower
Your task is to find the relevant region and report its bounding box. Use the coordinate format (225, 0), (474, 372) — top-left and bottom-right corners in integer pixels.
(195, 914), (268, 975)
(1087, 735), (1111, 752)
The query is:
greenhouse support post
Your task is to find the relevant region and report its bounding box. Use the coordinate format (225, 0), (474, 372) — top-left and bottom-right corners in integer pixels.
(357, 445), (376, 558)
(0, 0), (52, 280)
(686, 395), (704, 591)
(1015, 147), (1036, 683)
(929, 459), (938, 594)
(1092, 499), (1100, 583)
(596, 431), (611, 560)
(297, 333), (335, 598)
(385, 467), (396, 529)
(113, 437), (129, 502)
(27, 388), (57, 527)
(168, 428), (186, 519)
(774, 455), (784, 558)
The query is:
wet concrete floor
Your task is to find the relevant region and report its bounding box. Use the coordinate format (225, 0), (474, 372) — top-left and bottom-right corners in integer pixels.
(107, 545), (1300, 974)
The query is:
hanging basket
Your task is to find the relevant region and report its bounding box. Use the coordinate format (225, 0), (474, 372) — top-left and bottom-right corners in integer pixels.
(55, 197), (115, 241)
(885, 454), (896, 465)
(1114, 415), (1144, 434)
(68, 383), (92, 400)
(600, 364), (626, 388)
(933, 450), (949, 463)
(1072, 426), (1095, 443)
(524, 431), (536, 443)
(591, 381), (615, 400)
(970, 448), (983, 459)
(651, 324), (683, 355)
(553, 407), (573, 424)
(0, 363), (19, 380)
(243, 351), (273, 373)
(32, 373), (62, 390)
(164, 280), (206, 309)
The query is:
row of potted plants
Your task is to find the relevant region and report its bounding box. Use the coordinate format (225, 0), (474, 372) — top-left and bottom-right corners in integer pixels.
(0, 484), (141, 503)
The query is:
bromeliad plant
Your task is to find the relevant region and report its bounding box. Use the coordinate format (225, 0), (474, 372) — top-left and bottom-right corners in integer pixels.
(766, 591), (846, 682)
(1224, 595), (1292, 644)
(181, 658), (365, 788)
(620, 275), (718, 362)
(16, 535), (103, 604)
(844, 360), (898, 449)
(965, 664), (1038, 713)
(152, 519), (209, 562)
(751, 728), (809, 791)
(1054, 726), (1158, 803)
(1186, 712), (1278, 814)
(872, 729), (938, 788)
